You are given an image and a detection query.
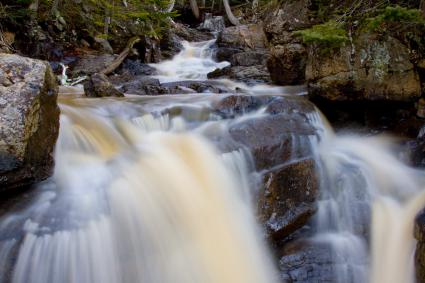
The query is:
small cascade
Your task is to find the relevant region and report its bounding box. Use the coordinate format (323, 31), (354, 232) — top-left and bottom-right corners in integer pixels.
(152, 40), (229, 83)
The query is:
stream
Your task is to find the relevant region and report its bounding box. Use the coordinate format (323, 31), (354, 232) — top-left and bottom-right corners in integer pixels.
(0, 39), (424, 283)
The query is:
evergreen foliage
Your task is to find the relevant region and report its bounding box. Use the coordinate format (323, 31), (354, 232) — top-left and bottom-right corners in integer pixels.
(294, 20), (348, 49)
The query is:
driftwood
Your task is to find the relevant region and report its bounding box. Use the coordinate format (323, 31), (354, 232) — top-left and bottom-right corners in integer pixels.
(100, 36), (141, 75)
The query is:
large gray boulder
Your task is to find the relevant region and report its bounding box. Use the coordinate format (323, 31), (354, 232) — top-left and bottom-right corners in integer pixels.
(0, 53), (60, 191)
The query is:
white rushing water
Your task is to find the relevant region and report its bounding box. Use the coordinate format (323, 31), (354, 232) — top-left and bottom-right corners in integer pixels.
(1, 35), (425, 283)
(152, 40), (229, 83)
(0, 102), (277, 283)
(313, 129), (425, 283)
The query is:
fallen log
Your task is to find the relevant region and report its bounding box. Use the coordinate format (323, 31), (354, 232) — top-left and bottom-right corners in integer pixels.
(100, 36), (141, 75)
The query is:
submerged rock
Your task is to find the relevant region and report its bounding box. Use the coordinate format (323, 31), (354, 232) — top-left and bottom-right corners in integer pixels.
(0, 54), (60, 191)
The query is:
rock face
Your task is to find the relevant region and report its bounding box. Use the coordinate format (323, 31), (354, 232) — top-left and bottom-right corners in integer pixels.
(0, 54), (60, 191)
(263, 0), (313, 86)
(307, 34), (422, 101)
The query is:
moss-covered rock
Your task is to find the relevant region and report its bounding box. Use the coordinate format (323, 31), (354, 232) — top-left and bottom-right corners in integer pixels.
(307, 34), (421, 101)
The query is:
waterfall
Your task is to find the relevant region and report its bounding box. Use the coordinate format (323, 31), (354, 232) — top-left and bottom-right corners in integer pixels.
(0, 102), (278, 283)
(312, 129), (425, 283)
(1, 34), (425, 283)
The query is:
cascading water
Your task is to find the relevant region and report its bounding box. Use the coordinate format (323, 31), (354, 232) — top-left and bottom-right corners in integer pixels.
(0, 34), (424, 283)
(0, 99), (278, 283)
(152, 40), (229, 83)
(311, 128), (425, 283)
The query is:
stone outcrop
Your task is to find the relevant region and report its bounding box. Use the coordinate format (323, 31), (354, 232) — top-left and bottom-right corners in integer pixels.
(0, 53), (60, 191)
(307, 34), (422, 101)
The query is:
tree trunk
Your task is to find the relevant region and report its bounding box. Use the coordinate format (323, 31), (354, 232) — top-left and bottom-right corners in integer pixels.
(189, 0), (200, 19)
(100, 36), (141, 75)
(223, 0), (240, 26)
(421, 0), (425, 17)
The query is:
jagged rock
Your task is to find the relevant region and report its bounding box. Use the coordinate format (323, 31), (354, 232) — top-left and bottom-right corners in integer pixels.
(0, 54), (60, 191)
(307, 34), (421, 101)
(258, 159), (319, 241)
(84, 73), (124, 97)
(267, 44), (307, 85)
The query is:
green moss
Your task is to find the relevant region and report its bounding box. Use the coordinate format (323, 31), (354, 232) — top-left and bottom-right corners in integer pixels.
(365, 5), (424, 31)
(294, 20), (348, 49)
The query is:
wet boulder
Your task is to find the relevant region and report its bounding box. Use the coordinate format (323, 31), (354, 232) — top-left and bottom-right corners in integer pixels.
(212, 95), (274, 118)
(229, 97), (318, 170)
(307, 34), (421, 101)
(258, 159), (319, 241)
(0, 54), (60, 191)
(119, 77), (163, 95)
(84, 73), (124, 97)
